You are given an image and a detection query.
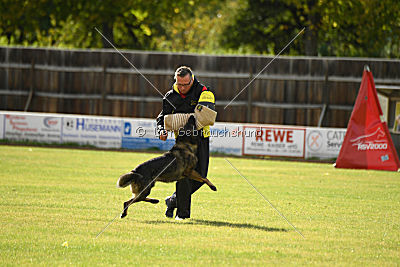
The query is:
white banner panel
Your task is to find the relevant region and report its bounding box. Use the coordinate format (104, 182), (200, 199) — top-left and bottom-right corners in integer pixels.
(209, 123), (243, 155)
(0, 114), (4, 139)
(0, 111), (349, 159)
(305, 128), (346, 159)
(243, 125), (306, 157)
(4, 114), (62, 143)
(61, 116), (122, 148)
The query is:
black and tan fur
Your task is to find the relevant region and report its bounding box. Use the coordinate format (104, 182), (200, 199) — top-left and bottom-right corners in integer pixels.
(117, 115), (216, 218)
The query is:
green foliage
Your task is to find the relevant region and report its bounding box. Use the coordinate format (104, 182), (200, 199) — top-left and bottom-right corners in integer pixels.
(222, 0), (400, 57)
(153, 0), (242, 54)
(320, 0), (400, 57)
(0, 0), (399, 57)
(1, 145), (400, 265)
(0, 0), (232, 51)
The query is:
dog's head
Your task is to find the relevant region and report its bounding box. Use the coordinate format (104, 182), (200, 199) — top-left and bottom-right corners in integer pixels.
(176, 115), (200, 145)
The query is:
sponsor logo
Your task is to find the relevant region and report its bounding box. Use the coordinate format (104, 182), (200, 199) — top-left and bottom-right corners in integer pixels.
(255, 128), (294, 143)
(64, 118), (75, 131)
(307, 131), (323, 151)
(6, 115), (37, 132)
(350, 127), (388, 151)
(124, 122), (132, 135)
(381, 154), (389, 162)
(199, 91), (215, 103)
(75, 118), (121, 133)
(326, 130), (345, 150)
(44, 117), (59, 128)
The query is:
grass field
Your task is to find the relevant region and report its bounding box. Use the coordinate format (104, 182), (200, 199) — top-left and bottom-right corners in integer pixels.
(0, 145), (399, 266)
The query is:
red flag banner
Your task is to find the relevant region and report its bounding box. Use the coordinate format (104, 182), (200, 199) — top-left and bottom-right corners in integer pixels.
(335, 68), (400, 171)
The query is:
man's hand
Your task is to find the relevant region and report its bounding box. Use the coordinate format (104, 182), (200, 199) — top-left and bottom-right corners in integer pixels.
(159, 130), (168, 141)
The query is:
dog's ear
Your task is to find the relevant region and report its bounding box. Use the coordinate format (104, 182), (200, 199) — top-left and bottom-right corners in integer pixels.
(182, 115), (196, 132)
(187, 115), (196, 125)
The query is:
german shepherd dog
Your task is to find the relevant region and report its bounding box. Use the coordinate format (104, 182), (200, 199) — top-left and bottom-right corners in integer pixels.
(117, 115), (217, 218)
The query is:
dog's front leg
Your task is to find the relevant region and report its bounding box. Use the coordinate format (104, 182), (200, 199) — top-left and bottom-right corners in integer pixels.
(188, 170), (217, 191)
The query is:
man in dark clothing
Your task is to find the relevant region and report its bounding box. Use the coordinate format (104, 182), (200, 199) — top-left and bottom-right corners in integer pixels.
(156, 66), (215, 220)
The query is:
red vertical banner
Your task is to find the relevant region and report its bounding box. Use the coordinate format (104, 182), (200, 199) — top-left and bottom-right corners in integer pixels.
(335, 68), (400, 171)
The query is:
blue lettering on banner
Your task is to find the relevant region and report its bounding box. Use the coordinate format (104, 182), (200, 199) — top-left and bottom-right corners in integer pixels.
(75, 118), (121, 133)
(77, 118), (85, 130)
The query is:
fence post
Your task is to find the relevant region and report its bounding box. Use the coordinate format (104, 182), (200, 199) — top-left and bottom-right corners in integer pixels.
(246, 68), (253, 123)
(284, 59), (296, 125)
(139, 75), (145, 118)
(24, 59), (35, 111)
(318, 59), (330, 127)
(101, 64), (107, 115)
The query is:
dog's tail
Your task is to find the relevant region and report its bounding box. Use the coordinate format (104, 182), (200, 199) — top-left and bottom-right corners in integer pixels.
(117, 172), (140, 188)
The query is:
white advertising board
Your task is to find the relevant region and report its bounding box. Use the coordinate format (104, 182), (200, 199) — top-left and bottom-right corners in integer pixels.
(305, 128), (346, 159)
(4, 113), (62, 143)
(61, 116), (122, 148)
(243, 125), (306, 157)
(0, 111), (348, 159)
(209, 123), (243, 155)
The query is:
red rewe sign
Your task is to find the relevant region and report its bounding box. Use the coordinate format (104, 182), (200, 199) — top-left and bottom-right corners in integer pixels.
(335, 68), (400, 171)
(255, 128), (294, 143)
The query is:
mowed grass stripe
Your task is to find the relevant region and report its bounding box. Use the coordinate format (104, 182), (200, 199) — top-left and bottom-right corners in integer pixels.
(0, 145), (399, 266)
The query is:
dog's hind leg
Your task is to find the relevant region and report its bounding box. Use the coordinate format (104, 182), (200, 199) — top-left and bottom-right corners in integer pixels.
(121, 196), (152, 218)
(121, 184), (155, 218)
(144, 197), (159, 204)
(120, 197), (137, 219)
(188, 170), (217, 191)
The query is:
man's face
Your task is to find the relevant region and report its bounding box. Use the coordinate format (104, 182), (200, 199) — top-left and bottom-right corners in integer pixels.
(176, 74), (193, 95)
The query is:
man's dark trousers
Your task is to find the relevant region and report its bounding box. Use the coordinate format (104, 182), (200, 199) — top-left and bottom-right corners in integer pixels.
(175, 136), (209, 218)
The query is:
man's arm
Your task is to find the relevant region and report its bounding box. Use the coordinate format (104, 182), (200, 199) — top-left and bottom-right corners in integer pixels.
(197, 87), (215, 138)
(198, 87), (215, 111)
(156, 92), (175, 140)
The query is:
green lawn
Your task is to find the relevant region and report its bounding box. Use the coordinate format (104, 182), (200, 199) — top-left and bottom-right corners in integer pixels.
(0, 145), (399, 266)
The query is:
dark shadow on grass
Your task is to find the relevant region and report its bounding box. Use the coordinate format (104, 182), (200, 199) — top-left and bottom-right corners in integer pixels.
(144, 218), (288, 232)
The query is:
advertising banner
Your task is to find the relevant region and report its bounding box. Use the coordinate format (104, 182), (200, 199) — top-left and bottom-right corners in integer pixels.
(121, 118), (175, 151)
(243, 125), (305, 157)
(0, 111), (352, 160)
(62, 116), (122, 148)
(4, 113), (62, 143)
(209, 123), (243, 155)
(305, 128), (346, 159)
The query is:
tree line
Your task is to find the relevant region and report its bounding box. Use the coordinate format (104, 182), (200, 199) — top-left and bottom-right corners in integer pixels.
(0, 0), (399, 58)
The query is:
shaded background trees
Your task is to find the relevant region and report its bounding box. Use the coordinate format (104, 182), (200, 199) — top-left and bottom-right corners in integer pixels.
(221, 0), (400, 57)
(0, 0), (399, 58)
